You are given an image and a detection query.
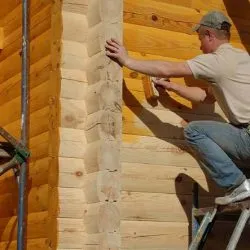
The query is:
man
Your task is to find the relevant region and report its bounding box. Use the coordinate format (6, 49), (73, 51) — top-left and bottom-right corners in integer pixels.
(105, 11), (250, 205)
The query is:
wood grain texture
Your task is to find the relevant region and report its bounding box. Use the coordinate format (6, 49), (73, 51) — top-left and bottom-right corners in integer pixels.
(124, 0), (250, 44)
(121, 0), (250, 249)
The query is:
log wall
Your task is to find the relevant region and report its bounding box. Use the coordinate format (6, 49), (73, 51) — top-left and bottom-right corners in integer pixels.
(58, 0), (88, 249)
(59, 0), (123, 249)
(0, 0), (59, 249)
(121, 0), (250, 249)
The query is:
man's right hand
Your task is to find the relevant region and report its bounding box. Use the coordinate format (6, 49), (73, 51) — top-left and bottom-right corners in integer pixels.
(105, 38), (130, 66)
(152, 77), (174, 91)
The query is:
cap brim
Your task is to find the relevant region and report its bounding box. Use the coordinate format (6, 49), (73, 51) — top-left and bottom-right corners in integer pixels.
(192, 24), (200, 32)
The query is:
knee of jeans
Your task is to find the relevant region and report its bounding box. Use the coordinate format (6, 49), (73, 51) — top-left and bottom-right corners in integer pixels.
(184, 121), (200, 141)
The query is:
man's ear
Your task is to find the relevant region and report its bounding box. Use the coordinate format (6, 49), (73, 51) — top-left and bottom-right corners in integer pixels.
(207, 29), (216, 40)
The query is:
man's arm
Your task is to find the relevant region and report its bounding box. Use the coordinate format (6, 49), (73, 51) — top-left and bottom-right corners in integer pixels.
(105, 38), (193, 78)
(154, 79), (216, 104)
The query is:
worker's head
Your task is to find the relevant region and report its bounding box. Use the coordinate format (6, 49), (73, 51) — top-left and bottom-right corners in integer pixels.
(193, 11), (231, 54)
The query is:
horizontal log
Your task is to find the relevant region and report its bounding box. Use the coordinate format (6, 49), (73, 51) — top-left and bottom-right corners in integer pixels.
(84, 140), (120, 173)
(0, 80), (50, 127)
(61, 43), (87, 72)
(122, 216), (250, 249)
(58, 232), (120, 249)
(124, 0), (250, 44)
(124, 0), (198, 35)
(62, 11), (87, 43)
(122, 105), (225, 139)
(61, 69), (88, 85)
(151, 0), (191, 8)
(60, 98), (87, 130)
(62, 0), (88, 15)
(59, 128), (86, 158)
(58, 218), (84, 232)
(123, 86), (225, 119)
(58, 187), (85, 218)
(2, 1), (51, 59)
(84, 202), (120, 233)
(0, 238), (48, 250)
(124, 23), (247, 60)
(124, 23), (200, 60)
(0, 157), (49, 187)
(0, 28), (51, 84)
(85, 81), (122, 115)
(121, 162), (223, 196)
(121, 220), (188, 249)
(85, 110), (121, 143)
(58, 231), (85, 249)
(2, 131), (50, 163)
(0, 2), (21, 20)
(59, 157), (85, 188)
(0, 55), (51, 106)
(84, 170), (120, 203)
(191, 0), (250, 20)
(60, 127), (86, 144)
(3, 0), (50, 35)
(0, 184), (48, 218)
(61, 78), (87, 100)
(123, 104), (222, 126)
(121, 134), (198, 167)
(3, 106), (49, 140)
(4, 7), (51, 63)
(120, 191), (213, 223)
(152, 0), (250, 21)
(30, 131), (49, 160)
(0, 211), (47, 241)
(62, 39), (87, 59)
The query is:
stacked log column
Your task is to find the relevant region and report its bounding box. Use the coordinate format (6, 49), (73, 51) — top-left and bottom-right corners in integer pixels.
(84, 0), (123, 249)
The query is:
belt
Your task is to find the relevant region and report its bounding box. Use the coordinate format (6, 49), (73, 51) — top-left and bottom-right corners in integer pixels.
(232, 123), (250, 134)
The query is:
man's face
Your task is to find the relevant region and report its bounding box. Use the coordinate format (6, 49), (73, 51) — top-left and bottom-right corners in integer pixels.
(198, 28), (213, 54)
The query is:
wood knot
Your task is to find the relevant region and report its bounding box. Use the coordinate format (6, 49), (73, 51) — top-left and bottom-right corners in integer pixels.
(75, 171), (83, 177)
(130, 71), (138, 78)
(152, 15), (158, 21)
(65, 115), (75, 122)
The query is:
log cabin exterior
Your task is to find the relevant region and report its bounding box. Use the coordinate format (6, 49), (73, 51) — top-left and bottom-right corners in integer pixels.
(0, 0), (249, 249)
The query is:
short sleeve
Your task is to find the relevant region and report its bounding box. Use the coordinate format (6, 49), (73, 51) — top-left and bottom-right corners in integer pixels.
(187, 54), (221, 83)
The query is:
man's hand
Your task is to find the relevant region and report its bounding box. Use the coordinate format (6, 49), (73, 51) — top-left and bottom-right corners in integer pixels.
(152, 77), (174, 91)
(105, 38), (129, 66)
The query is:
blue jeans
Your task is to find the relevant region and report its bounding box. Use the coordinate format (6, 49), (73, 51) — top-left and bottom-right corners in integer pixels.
(184, 121), (250, 190)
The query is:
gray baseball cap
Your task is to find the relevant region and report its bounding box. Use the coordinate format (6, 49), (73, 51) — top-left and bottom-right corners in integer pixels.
(193, 11), (231, 32)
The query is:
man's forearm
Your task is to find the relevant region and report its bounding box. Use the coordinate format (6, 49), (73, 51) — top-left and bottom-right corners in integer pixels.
(125, 57), (172, 77)
(171, 83), (207, 103)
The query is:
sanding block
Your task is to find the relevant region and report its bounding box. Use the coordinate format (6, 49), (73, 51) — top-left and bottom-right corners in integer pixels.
(142, 76), (159, 100)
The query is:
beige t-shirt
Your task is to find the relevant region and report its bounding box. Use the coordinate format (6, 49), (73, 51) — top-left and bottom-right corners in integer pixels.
(187, 43), (250, 125)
